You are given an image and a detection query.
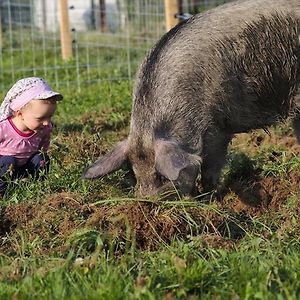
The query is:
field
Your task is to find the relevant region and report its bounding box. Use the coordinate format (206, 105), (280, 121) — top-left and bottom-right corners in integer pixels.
(0, 38), (300, 300)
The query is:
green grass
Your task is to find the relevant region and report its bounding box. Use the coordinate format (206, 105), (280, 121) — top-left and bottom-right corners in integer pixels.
(0, 29), (147, 93)
(1, 235), (300, 299)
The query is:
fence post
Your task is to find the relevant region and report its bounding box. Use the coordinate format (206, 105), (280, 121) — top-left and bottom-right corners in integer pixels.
(59, 0), (72, 60)
(191, 0), (197, 14)
(41, 0), (47, 32)
(164, 0), (179, 32)
(99, 0), (107, 32)
(0, 3), (2, 49)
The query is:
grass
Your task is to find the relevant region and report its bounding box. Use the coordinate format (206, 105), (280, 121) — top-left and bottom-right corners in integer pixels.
(0, 28), (300, 299)
(1, 235), (300, 299)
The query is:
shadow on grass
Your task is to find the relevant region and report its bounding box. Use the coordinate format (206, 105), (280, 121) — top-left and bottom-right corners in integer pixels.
(99, 162), (136, 195)
(217, 212), (253, 239)
(223, 152), (271, 208)
(55, 123), (85, 134)
(0, 210), (13, 236)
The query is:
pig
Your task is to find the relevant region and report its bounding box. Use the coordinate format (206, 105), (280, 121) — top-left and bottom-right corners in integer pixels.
(83, 0), (300, 197)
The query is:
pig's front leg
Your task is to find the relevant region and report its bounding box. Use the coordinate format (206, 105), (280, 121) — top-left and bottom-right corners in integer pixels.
(201, 129), (232, 192)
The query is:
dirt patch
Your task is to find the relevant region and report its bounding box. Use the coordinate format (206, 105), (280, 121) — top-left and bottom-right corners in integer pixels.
(0, 192), (253, 255)
(0, 123), (298, 256)
(1, 177), (296, 256)
(86, 202), (181, 250)
(232, 126), (300, 157)
(221, 170), (299, 215)
(225, 123), (300, 214)
(1, 162), (299, 255)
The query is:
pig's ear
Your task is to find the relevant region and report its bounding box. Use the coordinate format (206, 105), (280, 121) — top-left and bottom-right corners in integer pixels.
(82, 140), (128, 179)
(154, 140), (201, 181)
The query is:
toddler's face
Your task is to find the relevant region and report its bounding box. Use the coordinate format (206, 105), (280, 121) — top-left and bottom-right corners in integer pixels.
(20, 99), (57, 132)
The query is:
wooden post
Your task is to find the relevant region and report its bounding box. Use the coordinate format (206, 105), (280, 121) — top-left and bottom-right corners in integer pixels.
(41, 0), (47, 32)
(164, 0), (179, 32)
(191, 0), (198, 14)
(59, 0), (72, 60)
(99, 0), (107, 32)
(178, 0), (183, 16)
(0, 2), (2, 49)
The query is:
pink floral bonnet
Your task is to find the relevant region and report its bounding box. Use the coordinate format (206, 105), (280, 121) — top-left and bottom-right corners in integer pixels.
(0, 77), (63, 122)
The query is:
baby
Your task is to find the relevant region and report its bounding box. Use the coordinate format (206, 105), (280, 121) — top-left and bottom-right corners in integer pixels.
(0, 77), (63, 196)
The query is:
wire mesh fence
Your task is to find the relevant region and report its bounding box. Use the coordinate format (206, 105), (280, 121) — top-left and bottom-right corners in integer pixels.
(0, 0), (232, 92)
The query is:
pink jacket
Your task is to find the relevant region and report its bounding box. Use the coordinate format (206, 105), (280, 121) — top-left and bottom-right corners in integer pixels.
(0, 117), (52, 165)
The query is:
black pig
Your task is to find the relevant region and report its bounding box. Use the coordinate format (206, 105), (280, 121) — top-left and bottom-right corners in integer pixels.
(83, 0), (300, 197)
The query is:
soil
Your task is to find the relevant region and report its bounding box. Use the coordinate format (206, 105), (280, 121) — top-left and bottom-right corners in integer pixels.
(0, 124), (299, 255)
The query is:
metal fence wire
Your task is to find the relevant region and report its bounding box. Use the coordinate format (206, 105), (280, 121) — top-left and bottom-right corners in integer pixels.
(0, 0), (232, 91)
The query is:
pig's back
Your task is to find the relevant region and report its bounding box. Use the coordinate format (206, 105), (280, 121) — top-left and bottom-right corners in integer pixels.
(130, 0), (300, 144)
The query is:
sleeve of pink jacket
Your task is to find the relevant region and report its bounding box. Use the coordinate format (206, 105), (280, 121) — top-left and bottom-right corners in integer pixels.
(0, 121), (4, 144)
